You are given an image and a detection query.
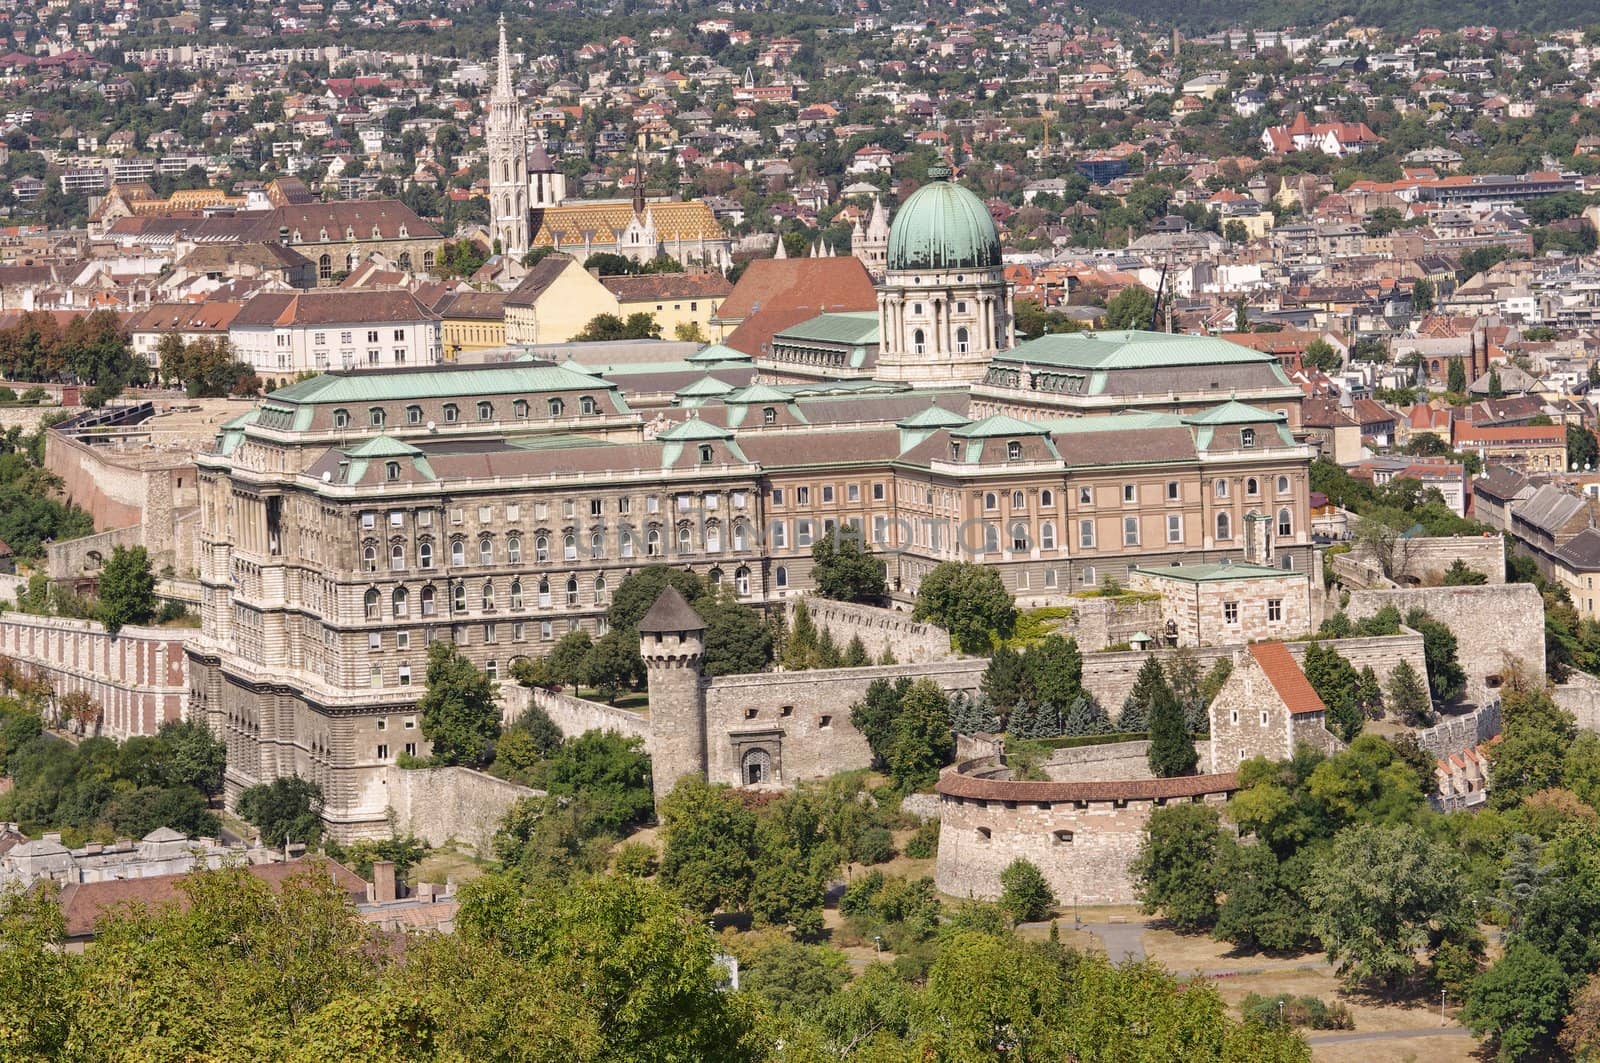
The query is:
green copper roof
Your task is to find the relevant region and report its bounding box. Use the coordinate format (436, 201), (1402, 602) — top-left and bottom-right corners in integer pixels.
(1132, 562), (1297, 583)
(343, 434), (424, 458)
(724, 382), (793, 404)
(268, 363), (614, 404)
(675, 375), (736, 397)
(950, 413), (1049, 439)
(1004, 330), (1277, 370)
(685, 342), (753, 364)
(1183, 400), (1286, 426)
(773, 311), (881, 345)
(1041, 412), (1186, 433)
(887, 165), (1001, 272)
(897, 400), (972, 429)
(656, 416), (734, 441)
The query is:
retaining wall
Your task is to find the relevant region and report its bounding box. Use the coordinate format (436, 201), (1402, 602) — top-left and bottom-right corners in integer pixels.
(1556, 672), (1600, 733)
(1039, 740), (1153, 783)
(1414, 701), (1503, 758)
(381, 765), (538, 855)
(792, 597), (956, 664)
(500, 683), (650, 741)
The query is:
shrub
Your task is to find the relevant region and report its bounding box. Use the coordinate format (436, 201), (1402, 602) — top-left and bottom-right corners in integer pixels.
(999, 858), (1056, 925)
(903, 819), (939, 859)
(1240, 993), (1355, 1031)
(614, 840), (659, 878)
(854, 826), (896, 865)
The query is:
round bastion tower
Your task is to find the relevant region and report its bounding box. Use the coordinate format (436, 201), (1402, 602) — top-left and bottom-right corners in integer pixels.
(638, 586), (709, 804)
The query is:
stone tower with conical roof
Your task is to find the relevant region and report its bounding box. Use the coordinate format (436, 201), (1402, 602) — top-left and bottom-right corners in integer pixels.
(852, 195), (890, 280)
(487, 16), (530, 257)
(639, 586), (709, 803)
(527, 138), (566, 210)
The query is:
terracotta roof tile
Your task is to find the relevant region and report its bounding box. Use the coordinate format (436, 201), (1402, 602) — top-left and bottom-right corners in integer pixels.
(1250, 641), (1326, 716)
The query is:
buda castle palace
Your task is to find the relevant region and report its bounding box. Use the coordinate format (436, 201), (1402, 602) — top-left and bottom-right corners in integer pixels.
(190, 142), (1314, 836)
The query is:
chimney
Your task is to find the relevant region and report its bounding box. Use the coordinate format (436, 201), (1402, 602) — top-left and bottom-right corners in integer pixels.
(372, 859), (398, 904)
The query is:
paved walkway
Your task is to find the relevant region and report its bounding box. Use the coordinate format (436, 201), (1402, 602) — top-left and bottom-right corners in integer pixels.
(1305, 1028), (1473, 1045)
(1079, 921), (1147, 965)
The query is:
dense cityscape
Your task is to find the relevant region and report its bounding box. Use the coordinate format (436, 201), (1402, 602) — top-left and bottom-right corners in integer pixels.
(6, 1), (1600, 1059)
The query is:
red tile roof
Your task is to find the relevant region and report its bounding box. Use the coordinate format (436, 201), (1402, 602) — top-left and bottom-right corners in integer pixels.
(1250, 641), (1326, 716)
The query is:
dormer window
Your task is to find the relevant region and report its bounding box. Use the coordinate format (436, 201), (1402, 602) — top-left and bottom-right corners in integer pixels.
(699, 444), (714, 463)
(406, 405), (422, 424)
(333, 408), (349, 428)
(319, 227), (329, 240)
(513, 399), (529, 418)
(1007, 440), (1022, 460)
(370, 225), (380, 239)
(580, 396), (598, 415)
(443, 404), (459, 423)
(398, 225), (408, 238)
(385, 461), (400, 481)
(369, 407), (385, 427)
(548, 398), (565, 417)
(950, 441), (960, 460)
(1241, 428), (1256, 448)
(763, 406), (776, 425)
(477, 401), (493, 421)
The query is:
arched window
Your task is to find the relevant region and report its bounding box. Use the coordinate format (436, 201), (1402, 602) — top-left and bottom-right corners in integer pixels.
(392, 587), (408, 618)
(1241, 428), (1256, 448)
(647, 528), (662, 556)
(732, 521), (748, 551)
(479, 538), (494, 565)
(538, 577), (551, 607)
(956, 326), (970, 353)
(443, 404), (459, 423)
(385, 461), (401, 481)
(319, 253), (332, 280)
(1012, 490), (1025, 508)
(482, 581), (495, 610)
(423, 250), (435, 271)
(1041, 521), (1056, 550)
(677, 525), (693, 553)
(477, 401), (493, 421)
(709, 567), (723, 586)
(742, 747), (772, 786)
(420, 585), (436, 616)
(513, 399), (529, 418)
(1278, 507), (1293, 537)
(1011, 521), (1030, 551)
(580, 396), (598, 415)
(563, 533), (577, 561)
(984, 524), (1000, 553)
(333, 408), (349, 428)
(398, 252), (412, 272)
(364, 588), (380, 619)
(548, 398), (565, 417)
(406, 404), (422, 424)
(362, 545), (377, 572)
(594, 575), (607, 604)
(1277, 475), (1291, 493)
(390, 543), (405, 570)
(510, 580), (524, 609)
(1216, 513), (1232, 541)
(370, 407), (386, 427)
(775, 565), (788, 588)
(565, 577), (579, 606)
(535, 534), (550, 563)
(621, 529), (636, 558)
(590, 531), (604, 559)
(984, 492), (998, 510)
(346, 252), (358, 272)
(507, 536), (522, 564)
(451, 540), (466, 567)
(453, 583), (467, 612)
(735, 566), (750, 595)
(912, 328), (926, 354)
(1041, 489), (1054, 508)
(1246, 477), (1259, 496)
(706, 522), (722, 552)
(1007, 441), (1022, 460)
(419, 541), (433, 569)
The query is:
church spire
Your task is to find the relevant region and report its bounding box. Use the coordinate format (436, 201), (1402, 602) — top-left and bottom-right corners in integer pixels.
(495, 15), (514, 100)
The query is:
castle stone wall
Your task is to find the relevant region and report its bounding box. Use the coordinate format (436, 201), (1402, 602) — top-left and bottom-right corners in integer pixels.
(381, 765), (538, 855)
(1052, 595), (1164, 653)
(1414, 702), (1504, 758)
(1555, 672), (1600, 733)
(0, 612), (187, 739)
(1346, 583), (1544, 701)
(1039, 740), (1153, 783)
(792, 597), (957, 664)
(503, 683), (650, 741)
(934, 761), (1236, 904)
(1336, 535), (1506, 590)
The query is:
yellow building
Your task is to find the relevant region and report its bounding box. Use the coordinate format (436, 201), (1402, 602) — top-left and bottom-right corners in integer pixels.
(600, 272), (733, 341)
(503, 254), (621, 345)
(434, 291), (508, 357)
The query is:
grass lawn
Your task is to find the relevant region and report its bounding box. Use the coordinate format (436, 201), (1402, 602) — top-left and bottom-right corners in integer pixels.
(411, 840), (492, 888)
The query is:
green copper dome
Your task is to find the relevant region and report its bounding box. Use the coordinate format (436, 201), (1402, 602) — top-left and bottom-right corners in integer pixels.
(886, 164), (1001, 272)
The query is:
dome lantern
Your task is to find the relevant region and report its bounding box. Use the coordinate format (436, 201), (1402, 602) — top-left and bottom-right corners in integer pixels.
(885, 164), (1001, 273)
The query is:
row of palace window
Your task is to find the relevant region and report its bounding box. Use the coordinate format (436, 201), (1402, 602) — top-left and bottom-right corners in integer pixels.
(361, 566), (759, 620)
(360, 524), (759, 572)
(317, 249), (430, 279)
(770, 482), (888, 507)
(359, 493), (748, 532)
(333, 395), (603, 429)
(1075, 508), (1293, 550)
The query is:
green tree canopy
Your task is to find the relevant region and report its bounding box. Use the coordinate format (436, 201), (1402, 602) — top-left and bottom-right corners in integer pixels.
(417, 641), (500, 767)
(808, 528), (887, 604)
(912, 562), (1016, 654)
(237, 776), (324, 849)
(97, 544), (156, 636)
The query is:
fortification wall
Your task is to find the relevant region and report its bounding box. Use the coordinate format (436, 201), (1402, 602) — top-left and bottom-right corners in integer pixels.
(500, 683), (650, 741)
(1079, 632), (1427, 711)
(1555, 672), (1600, 733)
(0, 612), (187, 738)
(47, 526), (141, 582)
(0, 405), (82, 432)
(1054, 595), (1164, 653)
(1414, 702), (1503, 758)
(382, 765), (537, 855)
(1346, 583), (1545, 700)
(1335, 535), (1505, 590)
(792, 597), (956, 664)
(701, 659), (985, 789)
(1040, 740), (1153, 783)
(43, 430), (197, 569)
(934, 761), (1237, 904)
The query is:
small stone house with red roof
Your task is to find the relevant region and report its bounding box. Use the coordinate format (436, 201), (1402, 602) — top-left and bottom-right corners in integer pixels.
(1207, 641), (1344, 771)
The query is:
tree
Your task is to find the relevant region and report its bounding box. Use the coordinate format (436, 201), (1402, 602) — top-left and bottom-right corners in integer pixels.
(417, 641), (499, 767)
(886, 679), (954, 791)
(1131, 804), (1229, 930)
(1104, 285), (1155, 329)
(1412, 276), (1434, 313)
(1213, 845), (1315, 952)
(1386, 660), (1433, 726)
(808, 529), (886, 604)
(1570, 424), (1599, 473)
(1119, 654), (1167, 732)
(1301, 339), (1341, 373)
(1405, 609), (1466, 706)
(154, 719), (227, 796)
(1355, 665), (1386, 721)
(673, 321), (708, 343)
(1146, 662), (1197, 777)
(1464, 942), (1572, 1062)
(998, 858), (1055, 925)
(1351, 507), (1416, 582)
(1224, 219), (1249, 246)
(980, 645), (1025, 722)
(1560, 970), (1600, 1061)
(573, 311), (661, 341)
(1489, 366), (1505, 399)
(849, 677), (911, 766)
(98, 544), (156, 635)
(696, 588), (774, 677)
(531, 730), (653, 834)
(1443, 558), (1488, 585)
(581, 629), (646, 703)
(1024, 635), (1084, 719)
(0, 881), (73, 1059)
(545, 630), (593, 692)
(1447, 357), (1467, 395)
(1305, 822), (1468, 990)
(237, 776), (324, 848)
(1302, 642), (1363, 742)
(1490, 688), (1579, 809)
(912, 562), (1016, 654)
(657, 777), (758, 914)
